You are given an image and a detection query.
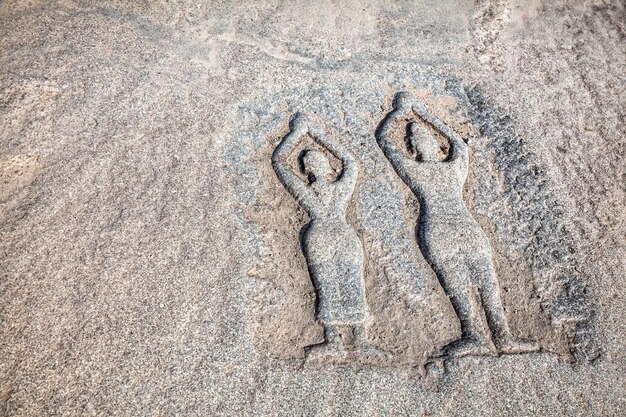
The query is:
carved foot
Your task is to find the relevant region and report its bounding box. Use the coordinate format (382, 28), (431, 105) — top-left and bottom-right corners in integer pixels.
(305, 342), (347, 364)
(498, 338), (540, 355)
(350, 326), (392, 363)
(304, 324), (352, 364)
(445, 339), (498, 357)
(356, 345), (392, 363)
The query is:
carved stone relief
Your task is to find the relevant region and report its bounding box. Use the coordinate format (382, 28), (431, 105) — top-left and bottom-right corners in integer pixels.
(244, 86), (582, 373)
(376, 92), (539, 357)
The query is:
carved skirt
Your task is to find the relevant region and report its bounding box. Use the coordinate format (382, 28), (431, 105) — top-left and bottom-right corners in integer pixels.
(417, 219), (500, 294)
(302, 219), (366, 324)
(417, 218), (493, 264)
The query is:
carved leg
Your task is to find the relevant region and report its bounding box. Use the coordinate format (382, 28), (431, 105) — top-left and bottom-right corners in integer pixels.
(470, 255), (539, 354)
(440, 258), (497, 357)
(353, 326), (391, 361)
(305, 324), (349, 363)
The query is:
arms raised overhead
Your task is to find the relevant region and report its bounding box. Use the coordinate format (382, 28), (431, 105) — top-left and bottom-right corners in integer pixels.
(376, 92), (417, 170)
(410, 98), (468, 164)
(272, 113), (316, 212)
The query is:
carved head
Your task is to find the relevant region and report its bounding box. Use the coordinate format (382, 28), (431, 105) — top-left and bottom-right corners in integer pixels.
(393, 91), (414, 110)
(409, 122), (440, 162)
(300, 150), (332, 182)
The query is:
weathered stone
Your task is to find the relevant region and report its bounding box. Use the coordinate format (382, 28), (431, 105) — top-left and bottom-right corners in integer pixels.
(1, 1), (624, 415)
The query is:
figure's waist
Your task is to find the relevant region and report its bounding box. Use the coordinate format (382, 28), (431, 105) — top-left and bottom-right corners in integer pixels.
(417, 221), (492, 258)
(305, 216), (359, 241)
(417, 209), (477, 224)
(309, 214), (347, 225)
(417, 216), (486, 236)
(413, 194), (470, 213)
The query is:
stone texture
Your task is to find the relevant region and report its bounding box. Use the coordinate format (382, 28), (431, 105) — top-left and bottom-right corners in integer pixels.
(1, 1), (624, 416)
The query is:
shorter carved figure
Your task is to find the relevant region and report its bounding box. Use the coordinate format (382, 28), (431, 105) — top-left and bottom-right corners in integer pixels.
(272, 113), (385, 361)
(376, 92), (537, 356)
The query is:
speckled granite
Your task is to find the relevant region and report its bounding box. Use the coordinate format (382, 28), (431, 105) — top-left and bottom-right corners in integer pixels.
(1, 1), (624, 415)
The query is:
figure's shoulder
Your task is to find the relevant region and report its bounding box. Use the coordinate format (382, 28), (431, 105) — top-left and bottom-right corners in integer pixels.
(406, 159), (439, 173)
(408, 160), (460, 181)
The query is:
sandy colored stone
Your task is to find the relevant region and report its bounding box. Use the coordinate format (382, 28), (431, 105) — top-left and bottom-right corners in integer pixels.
(1, 1), (624, 416)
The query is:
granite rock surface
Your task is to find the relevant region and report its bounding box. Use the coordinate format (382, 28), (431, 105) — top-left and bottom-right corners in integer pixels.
(1, 1), (625, 415)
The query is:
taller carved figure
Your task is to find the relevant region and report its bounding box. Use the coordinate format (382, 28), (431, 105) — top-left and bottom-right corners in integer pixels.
(272, 113), (381, 361)
(376, 92), (537, 356)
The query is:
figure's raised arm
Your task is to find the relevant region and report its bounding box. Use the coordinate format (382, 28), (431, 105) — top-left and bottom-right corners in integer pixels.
(272, 114), (317, 212)
(272, 113), (309, 161)
(411, 101), (468, 168)
(376, 92), (418, 173)
(308, 122), (357, 188)
(446, 130), (468, 172)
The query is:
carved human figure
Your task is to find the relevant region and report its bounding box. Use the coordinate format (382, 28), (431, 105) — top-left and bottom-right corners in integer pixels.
(376, 92), (537, 356)
(272, 113), (382, 361)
